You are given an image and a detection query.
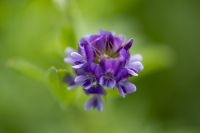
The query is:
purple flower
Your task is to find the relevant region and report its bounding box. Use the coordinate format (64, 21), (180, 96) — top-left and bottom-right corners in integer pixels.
(63, 74), (76, 90)
(84, 95), (103, 112)
(64, 30), (143, 111)
(74, 75), (95, 90)
(125, 54), (144, 76)
(64, 48), (86, 69)
(117, 79), (136, 97)
(84, 84), (106, 95)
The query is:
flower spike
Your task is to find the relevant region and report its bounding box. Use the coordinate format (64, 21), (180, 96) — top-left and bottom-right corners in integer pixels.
(64, 30), (143, 111)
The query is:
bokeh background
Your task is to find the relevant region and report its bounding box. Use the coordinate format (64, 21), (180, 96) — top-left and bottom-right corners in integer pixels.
(0, 0), (200, 133)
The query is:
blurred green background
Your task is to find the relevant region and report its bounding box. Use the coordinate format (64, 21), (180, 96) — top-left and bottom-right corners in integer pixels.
(0, 0), (200, 133)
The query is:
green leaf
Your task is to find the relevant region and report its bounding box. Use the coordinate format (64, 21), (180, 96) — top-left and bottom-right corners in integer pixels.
(48, 67), (85, 107)
(6, 59), (47, 84)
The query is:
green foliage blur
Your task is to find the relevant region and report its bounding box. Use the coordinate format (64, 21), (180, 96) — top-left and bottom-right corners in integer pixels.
(0, 0), (200, 133)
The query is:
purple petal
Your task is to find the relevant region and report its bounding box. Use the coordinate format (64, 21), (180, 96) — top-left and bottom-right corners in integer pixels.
(119, 48), (130, 64)
(89, 63), (103, 80)
(115, 68), (129, 82)
(84, 84), (106, 95)
(96, 96), (103, 111)
(117, 85), (125, 97)
(99, 76), (116, 88)
(78, 38), (87, 56)
(64, 48), (75, 64)
(107, 80), (116, 88)
(84, 97), (93, 110)
(113, 35), (124, 46)
(74, 75), (89, 84)
(80, 39), (94, 63)
(91, 35), (106, 52)
(72, 63), (85, 69)
(65, 48), (74, 56)
(88, 34), (100, 42)
(130, 54), (143, 62)
(84, 95), (103, 111)
(123, 81), (136, 94)
(124, 38), (134, 50)
(64, 50), (86, 68)
(79, 38), (88, 48)
(106, 33), (114, 50)
(127, 61), (144, 72)
(100, 58), (120, 74)
(99, 30), (114, 36)
(74, 63), (90, 75)
(127, 69), (138, 76)
(67, 85), (76, 90)
(71, 52), (85, 61)
(99, 76), (105, 86)
(99, 30), (124, 52)
(74, 75), (94, 89)
(117, 80), (136, 97)
(64, 57), (74, 64)
(63, 74), (76, 90)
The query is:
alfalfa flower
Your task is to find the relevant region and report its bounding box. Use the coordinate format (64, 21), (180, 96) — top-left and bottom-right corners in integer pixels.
(64, 30), (143, 111)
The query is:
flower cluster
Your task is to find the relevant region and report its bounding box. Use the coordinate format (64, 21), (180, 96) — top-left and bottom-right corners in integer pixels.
(64, 31), (143, 111)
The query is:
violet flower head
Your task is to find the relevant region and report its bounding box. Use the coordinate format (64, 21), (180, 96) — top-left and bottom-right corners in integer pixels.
(64, 30), (143, 111)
